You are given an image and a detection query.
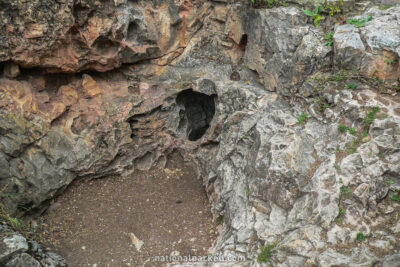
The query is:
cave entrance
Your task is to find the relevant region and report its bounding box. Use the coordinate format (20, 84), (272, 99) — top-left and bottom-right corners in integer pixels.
(176, 89), (216, 141)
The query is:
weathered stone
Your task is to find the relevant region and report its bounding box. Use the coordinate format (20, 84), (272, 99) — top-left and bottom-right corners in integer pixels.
(0, 233), (28, 263)
(334, 6), (400, 81)
(243, 6), (331, 94)
(0, 151), (10, 179)
(5, 253), (41, 267)
(0, 224), (66, 266)
(0, 111), (48, 157)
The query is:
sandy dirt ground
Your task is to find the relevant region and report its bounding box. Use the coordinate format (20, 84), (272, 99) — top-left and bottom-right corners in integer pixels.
(40, 152), (218, 267)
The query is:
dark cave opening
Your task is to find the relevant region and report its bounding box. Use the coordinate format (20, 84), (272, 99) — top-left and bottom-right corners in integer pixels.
(239, 34), (248, 51)
(176, 89), (216, 141)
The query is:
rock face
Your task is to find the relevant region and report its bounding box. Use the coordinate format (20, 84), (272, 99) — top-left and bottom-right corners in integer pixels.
(0, 0), (209, 72)
(334, 6), (400, 82)
(0, 0), (400, 266)
(242, 6), (332, 94)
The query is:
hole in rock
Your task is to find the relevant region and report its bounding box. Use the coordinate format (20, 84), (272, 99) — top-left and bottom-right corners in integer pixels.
(127, 20), (140, 42)
(176, 89), (216, 141)
(239, 34), (248, 51)
(92, 37), (119, 56)
(39, 151), (217, 266)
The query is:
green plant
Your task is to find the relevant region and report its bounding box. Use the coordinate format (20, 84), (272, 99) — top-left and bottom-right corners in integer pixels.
(364, 106), (381, 128)
(325, 4), (341, 17)
(392, 190), (400, 203)
(347, 139), (358, 154)
(335, 208), (346, 223)
(242, 135), (248, 140)
(348, 127), (357, 136)
(362, 131), (368, 138)
(345, 83), (357, 90)
(319, 103), (330, 112)
(373, 69), (380, 81)
(356, 232), (368, 242)
(246, 188), (251, 198)
(335, 69), (346, 81)
(335, 217), (343, 224)
(339, 178), (343, 184)
(303, 6), (324, 27)
(325, 32), (334, 46)
(258, 242), (277, 262)
(10, 217), (20, 228)
(339, 208), (346, 216)
(379, 5), (391, 10)
(385, 59), (395, 65)
(250, 0), (287, 8)
(388, 180), (394, 185)
(347, 16), (373, 28)
(267, 0), (274, 7)
(334, 164), (341, 171)
(340, 186), (352, 198)
(378, 153), (385, 159)
(217, 215), (224, 225)
(298, 113), (309, 125)
(324, 0), (343, 16)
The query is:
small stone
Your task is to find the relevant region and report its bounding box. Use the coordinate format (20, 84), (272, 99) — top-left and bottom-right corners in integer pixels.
(129, 232), (144, 252)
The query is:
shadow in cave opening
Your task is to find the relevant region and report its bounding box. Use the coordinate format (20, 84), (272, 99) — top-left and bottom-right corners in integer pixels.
(176, 89), (216, 141)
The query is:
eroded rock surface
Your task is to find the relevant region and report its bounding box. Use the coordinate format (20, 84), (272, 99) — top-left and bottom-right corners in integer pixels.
(334, 6), (400, 82)
(0, 0), (400, 266)
(0, 0), (209, 72)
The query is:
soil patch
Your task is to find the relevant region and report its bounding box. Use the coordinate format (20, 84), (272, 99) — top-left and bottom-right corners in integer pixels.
(40, 153), (217, 267)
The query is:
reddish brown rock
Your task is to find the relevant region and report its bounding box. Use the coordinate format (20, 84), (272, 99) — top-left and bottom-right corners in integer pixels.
(0, 0), (209, 73)
(81, 74), (101, 98)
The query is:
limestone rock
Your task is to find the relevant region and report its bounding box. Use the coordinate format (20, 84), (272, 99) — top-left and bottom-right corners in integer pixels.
(0, 224), (66, 266)
(243, 6), (331, 94)
(334, 6), (400, 81)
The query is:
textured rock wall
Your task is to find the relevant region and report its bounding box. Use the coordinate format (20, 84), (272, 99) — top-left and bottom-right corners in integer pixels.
(0, 0), (400, 266)
(0, 0), (209, 72)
